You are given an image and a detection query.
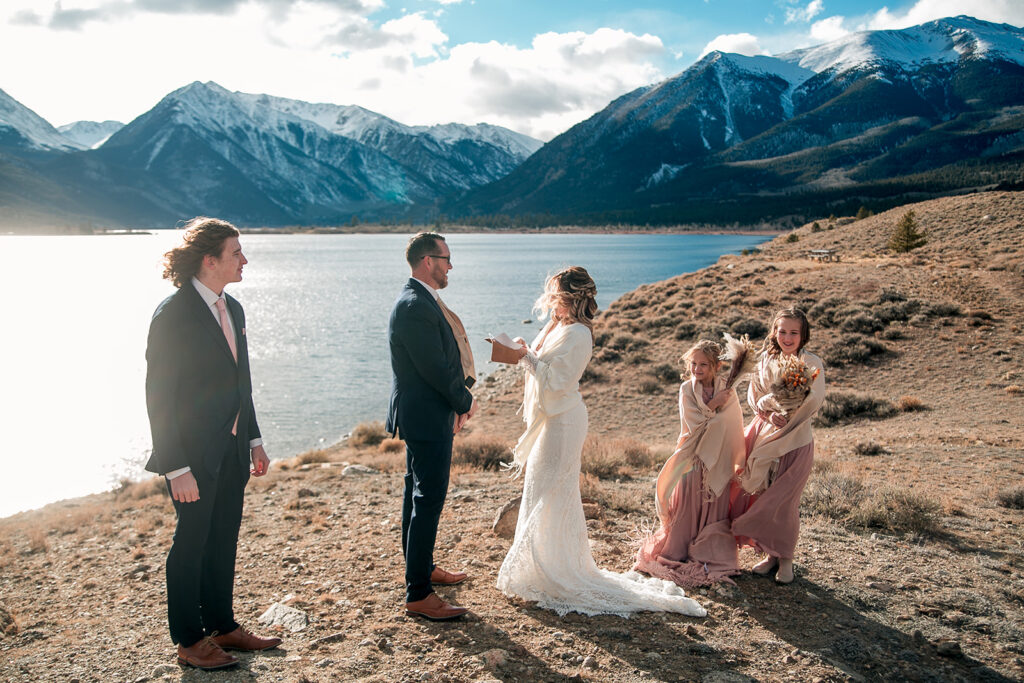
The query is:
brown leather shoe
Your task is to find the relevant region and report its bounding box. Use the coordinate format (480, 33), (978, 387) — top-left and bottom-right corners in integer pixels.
(211, 625), (282, 652)
(405, 593), (469, 621)
(430, 566), (468, 585)
(177, 637), (239, 670)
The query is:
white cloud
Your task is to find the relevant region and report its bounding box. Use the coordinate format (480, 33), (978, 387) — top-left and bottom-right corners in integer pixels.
(865, 0), (1024, 30)
(699, 33), (769, 58)
(785, 0), (825, 25)
(0, 2), (667, 140)
(810, 15), (849, 42)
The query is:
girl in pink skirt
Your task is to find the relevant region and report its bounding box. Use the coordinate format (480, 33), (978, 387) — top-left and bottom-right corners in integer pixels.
(731, 308), (825, 584)
(635, 340), (746, 586)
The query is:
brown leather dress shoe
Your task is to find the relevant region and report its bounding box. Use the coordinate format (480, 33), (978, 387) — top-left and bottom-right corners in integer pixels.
(177, 637), (239, 670)
(211, 625), (283, 652)
(405, 593), (469, 621)
(430, 566), (468, 585)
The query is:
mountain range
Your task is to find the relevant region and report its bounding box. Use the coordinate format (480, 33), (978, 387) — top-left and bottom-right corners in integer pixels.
(0, 82), (541, 227)
(450, 15), (1024, 226)
(2, 15), (1023, 229)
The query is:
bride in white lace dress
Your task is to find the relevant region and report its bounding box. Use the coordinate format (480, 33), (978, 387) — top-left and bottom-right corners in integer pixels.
(496, 267), (706, 618)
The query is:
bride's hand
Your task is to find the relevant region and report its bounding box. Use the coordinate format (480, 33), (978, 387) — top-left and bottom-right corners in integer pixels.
(513, 337), (529, 359)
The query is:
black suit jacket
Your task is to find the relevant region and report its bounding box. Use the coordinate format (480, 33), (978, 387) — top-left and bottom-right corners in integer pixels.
(145, 283), (260, 478)
(386, 279), (473, 441)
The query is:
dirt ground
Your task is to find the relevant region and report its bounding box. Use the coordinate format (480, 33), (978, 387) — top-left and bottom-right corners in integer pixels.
(2, 191), (1022, 682)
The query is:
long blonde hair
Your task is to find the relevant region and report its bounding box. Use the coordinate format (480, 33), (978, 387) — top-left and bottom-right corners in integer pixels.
(534, 266), (598, 333)
(682, 339), (723, 379)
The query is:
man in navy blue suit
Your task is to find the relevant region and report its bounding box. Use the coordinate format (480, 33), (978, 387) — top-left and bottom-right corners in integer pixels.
(146, 217), (281, 669)
(387, 232), (477, 620)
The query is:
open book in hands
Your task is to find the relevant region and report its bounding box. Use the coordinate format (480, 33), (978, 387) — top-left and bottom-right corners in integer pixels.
(485, 332), (523, 364)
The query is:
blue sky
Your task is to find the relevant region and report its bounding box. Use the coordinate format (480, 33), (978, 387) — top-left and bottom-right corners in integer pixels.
(2, 0), (1022, 140)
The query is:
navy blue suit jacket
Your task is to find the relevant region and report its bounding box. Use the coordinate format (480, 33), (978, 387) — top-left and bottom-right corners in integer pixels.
(145, 283), (260, 478)
(386, 279), (473, 441)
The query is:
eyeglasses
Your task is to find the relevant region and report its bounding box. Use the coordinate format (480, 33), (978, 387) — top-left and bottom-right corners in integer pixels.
(425, 254), (451, 262)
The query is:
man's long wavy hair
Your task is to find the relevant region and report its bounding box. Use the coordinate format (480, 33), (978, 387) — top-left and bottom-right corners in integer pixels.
(534, 266), (599, 334)
(162, 217), (240, 288)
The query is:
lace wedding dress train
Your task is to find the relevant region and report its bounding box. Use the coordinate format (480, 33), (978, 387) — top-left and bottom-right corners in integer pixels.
(496, 323), (705, 618)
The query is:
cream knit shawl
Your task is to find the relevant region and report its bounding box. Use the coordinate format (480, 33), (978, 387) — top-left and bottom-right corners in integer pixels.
(739, 351), (826, 493)
(654, 376), (745, 524)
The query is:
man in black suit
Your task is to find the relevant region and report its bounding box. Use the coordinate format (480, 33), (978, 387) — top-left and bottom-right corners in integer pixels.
(387, 232), (477, 620)
(146, 217), (281, 670)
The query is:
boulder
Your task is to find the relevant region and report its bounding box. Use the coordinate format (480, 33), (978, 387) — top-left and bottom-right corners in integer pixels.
(258, 602), (309, 632)
(492, 497), (522, 539)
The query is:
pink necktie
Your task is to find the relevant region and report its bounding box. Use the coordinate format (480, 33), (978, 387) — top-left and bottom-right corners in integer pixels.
(215, 298), (239, 435)
(214, 298), (238, 362)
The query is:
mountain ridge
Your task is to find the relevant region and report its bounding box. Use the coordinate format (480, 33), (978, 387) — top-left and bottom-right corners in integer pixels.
(449, 15), (1024, 226)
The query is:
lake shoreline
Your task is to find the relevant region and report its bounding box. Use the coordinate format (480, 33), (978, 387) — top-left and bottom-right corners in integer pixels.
(3, 225), (782, 237)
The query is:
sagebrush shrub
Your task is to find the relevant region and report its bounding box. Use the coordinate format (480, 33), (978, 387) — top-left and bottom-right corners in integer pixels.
(849, 486), (940, 536)
(808, 296), (848, 327)
(814, 390), (898, 426)
(453, 436), (510, 471)
(638, 377), (662, 394)
(802, 469), (864, 520)
(730, 318), (768, 338)
(997, 487), (1024, 510)
(651, 363), (680, 382)
(821, 333), (892, 367)
(840, 311), (885, 334)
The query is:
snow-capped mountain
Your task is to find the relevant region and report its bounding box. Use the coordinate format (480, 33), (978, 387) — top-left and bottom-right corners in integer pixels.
(453, 16), (1024, 225)
(779, 15), (1024, 74)
(0, 81), (540, 226)
(57, 120), (124, 149)
(0, 87), (82, 152)
(232, 90), (541, 192)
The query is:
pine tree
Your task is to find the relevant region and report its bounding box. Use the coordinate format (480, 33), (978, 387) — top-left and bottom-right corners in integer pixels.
(888, 210), (927, 253)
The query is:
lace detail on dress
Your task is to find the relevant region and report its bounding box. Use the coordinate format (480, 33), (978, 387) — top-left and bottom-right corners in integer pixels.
(497, 402), (706, 618)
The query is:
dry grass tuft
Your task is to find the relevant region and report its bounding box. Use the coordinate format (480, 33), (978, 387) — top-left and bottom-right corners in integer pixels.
(579, 473), (646, 513)
(581, 436), (662, 477)
(997, 487), (1024, 510)
(355, 449), (405, 473)
(25, 526), (48, 554)
(802, 463), (940, 536)
(802, 466), (864, 520)
(295, 449), (332, 465)
(897, 395), (929, 412)
(115, 477), (168, 501)
(848, 486), (940, 536)
(453, 435), (511, 471)
(378, 438), (405, 454)
(348, 421), (388, 448)
(581, 435), (623, 478)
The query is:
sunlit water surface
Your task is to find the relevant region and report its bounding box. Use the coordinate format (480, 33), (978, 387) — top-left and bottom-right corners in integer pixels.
(0, 231), (769, 517)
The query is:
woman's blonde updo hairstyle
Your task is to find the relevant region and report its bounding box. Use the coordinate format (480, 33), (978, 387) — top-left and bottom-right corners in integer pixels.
(534, 266), (599, 333)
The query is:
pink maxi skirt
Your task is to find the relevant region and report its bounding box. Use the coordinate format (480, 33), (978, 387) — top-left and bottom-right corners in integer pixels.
(730, 416), (814, 559)
(635, 463), (740, 587)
